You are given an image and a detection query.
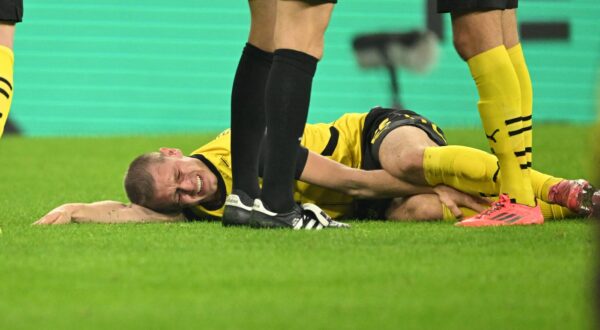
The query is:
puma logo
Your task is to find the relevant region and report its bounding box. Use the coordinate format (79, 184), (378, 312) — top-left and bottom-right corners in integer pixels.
(486, 129), (500, 143)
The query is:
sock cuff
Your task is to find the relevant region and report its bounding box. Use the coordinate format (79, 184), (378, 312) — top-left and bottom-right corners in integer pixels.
(541, 176), (563, 201)
(273, 49), (318, 76)
(0, 45), (14, 65)
(506, 43), (522, 56)
(422, 146), (441, 186)
(467, 45), (512, 79)
(243, 43), (274, 65)
(507, 43), (526, 65)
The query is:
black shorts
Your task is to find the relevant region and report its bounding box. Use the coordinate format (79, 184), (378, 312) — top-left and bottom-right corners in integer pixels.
(0, 0), (23, 23)
(353, 107), (447, 220)
(437, 0), (517, 13)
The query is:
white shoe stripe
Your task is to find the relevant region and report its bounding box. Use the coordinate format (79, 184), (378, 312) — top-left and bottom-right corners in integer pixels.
(302, 203), (331, 226)
(225, 195), (253, 211)
(253, 199), (277, 216)
(293, 220), (303, 230)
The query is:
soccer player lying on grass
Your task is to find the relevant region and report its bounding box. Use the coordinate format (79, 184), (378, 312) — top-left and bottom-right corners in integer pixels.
(34, 107), (599, 227)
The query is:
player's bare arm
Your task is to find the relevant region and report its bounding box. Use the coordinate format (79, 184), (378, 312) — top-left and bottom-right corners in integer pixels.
(301, 150), (435, 199)
(34, 201), (184, 225)
(301, 150), (488, 216)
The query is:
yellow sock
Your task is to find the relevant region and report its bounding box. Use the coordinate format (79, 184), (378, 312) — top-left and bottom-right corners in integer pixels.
(423, 145), (498, 197)
(507, 44), (533, 170)
(530, 170), (563, 202)
(0, 45), (14, 138)
(424, 145), (564, 202)
(467, 46), (535, 206)
(539, 201), (574, 220)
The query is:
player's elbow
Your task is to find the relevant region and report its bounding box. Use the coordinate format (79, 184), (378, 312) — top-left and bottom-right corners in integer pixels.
(407, 195), (443, 220)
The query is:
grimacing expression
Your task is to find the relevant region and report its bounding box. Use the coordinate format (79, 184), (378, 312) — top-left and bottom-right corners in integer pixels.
(149, 148), (219, 211)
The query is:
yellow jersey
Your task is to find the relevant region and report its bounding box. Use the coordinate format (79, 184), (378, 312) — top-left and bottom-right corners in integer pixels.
(183, 112), (368, 220)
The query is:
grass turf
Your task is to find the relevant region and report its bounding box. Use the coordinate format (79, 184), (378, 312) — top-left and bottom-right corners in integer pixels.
(0, 124), (596, 329)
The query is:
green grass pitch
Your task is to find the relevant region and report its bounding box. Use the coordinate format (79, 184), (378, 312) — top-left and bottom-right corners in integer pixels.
(0, 124), (596, 329)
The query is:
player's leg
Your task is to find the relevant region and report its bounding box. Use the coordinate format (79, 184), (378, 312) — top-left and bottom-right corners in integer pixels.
(0, 0), (22, 138)
(422, 145), (597, 215)
(0, 1), (23, 235)
(385, 195), (444, 221)
(0, 22), (15, 49)
(449, 5), (540, 225)
(452, 10), (533, 205)
(224, 0), (277, 226)
(377, 125), (439, 185)
(377, 121), (595, 217)
(503, 8), (533, 174)
(374, 108), (448, 186)
(385, 194), (575, 222)
(252, 0), (336, 228)
(0, 19), (18, 138)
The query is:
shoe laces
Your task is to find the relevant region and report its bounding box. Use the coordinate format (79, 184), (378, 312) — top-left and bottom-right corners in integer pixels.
(474, 195), (510, 219)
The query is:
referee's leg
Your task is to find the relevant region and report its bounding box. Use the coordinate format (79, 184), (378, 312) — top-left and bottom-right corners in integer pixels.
(230, 0), (276, 200)
(224, 0), (276, 226)
(260, 0), (334, 213)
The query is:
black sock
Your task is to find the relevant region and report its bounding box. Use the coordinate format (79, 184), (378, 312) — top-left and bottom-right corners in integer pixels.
(231, 43), (273, 199)
(261, 49), (318, 213)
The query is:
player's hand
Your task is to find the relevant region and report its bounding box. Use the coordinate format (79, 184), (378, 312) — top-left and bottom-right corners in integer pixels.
(33, 205), (74, 225)
(433, 185), (490, 219)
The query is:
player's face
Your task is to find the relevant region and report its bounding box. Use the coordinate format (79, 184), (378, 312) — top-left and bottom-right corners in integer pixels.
(149, 148), (219, 210)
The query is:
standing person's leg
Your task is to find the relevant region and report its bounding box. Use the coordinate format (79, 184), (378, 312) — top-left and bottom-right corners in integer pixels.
(0, 23), (15, 138)
(447, 4), (541, 225)
(224, 0), (277, 226)
(503, 9), (533, 175)
(0, 0), (23, 138)
(251, 0), (335, 228)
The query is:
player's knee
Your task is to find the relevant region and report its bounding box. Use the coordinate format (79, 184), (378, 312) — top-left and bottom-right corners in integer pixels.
(0, 23), (16, 50)
(396, 146), (426, 177)
(388, 195), (443, 221)
(452, 28), (492, 61)
(452, 33), (473, 61)
(273, 3), (332, 60)
(408, 195), (443, 220)
(275, 32), (325, 60)
(248, 34), (275, 53)
(304, 40), (325, 60)
(311, 43), (325, 60)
